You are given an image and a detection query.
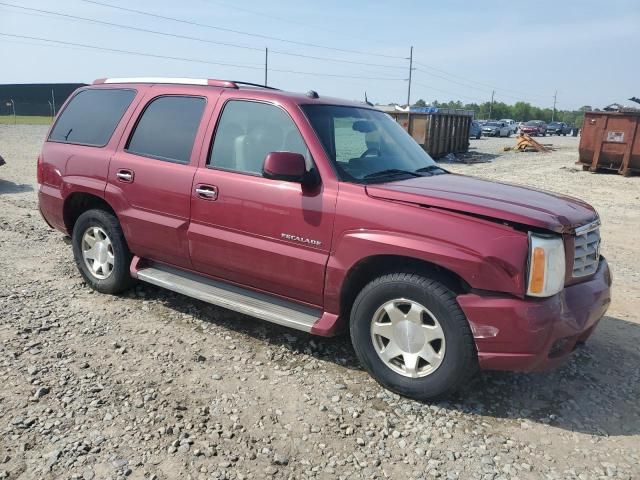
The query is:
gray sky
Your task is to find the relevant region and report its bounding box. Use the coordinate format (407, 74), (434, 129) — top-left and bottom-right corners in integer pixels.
(1, 0), (638, 110)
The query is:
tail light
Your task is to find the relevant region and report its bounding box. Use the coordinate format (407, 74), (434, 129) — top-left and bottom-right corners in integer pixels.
(37, 154), (43, 185)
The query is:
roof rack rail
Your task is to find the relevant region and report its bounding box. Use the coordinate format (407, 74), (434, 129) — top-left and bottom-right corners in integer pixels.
(93, 77), (239, 88)
(229, 81), (280, 91)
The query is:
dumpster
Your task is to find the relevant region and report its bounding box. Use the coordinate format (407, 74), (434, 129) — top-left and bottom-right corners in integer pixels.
(386, 109), (474, 159)
(577, 110), (640, 176)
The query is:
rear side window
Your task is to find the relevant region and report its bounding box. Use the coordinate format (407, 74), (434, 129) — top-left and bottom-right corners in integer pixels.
(49, 89), (136, 146)
(126, 96), (205, 164)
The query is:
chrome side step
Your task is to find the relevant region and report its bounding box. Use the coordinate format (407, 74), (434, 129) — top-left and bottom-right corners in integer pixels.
(136, 265), (320, 333)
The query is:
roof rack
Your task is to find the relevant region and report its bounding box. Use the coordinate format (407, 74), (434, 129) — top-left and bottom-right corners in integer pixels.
(93, 77), (239, 88)
(229, 81), (280, 91)
(93, 77), (281, 90)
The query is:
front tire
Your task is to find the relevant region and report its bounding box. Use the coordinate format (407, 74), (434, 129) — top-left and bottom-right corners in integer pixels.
(350, 273), (477, 401)
(72, 209), (134, 294)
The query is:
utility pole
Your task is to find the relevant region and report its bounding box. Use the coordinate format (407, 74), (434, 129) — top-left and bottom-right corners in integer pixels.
(264, 48), (268, 87)
(406, 46), (413, 134)
(51, 89), (56, 116)
(407, 46), (413, 107)
(488, 90), (495, 119)
(552, 90), (557, 122)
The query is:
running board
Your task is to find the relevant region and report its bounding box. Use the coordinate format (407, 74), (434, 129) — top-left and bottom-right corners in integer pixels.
(135, 265), (321, 333)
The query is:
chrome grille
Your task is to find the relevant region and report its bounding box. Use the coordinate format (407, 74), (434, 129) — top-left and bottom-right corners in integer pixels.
(572, 221), (601, 277)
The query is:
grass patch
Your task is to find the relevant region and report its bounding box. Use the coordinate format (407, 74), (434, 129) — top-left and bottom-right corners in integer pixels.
(0, 115), (53, 125)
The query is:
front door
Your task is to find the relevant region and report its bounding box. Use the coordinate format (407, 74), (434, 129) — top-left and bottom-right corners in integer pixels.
(106, 86), (217, 268)
(188, 98), (336, 306)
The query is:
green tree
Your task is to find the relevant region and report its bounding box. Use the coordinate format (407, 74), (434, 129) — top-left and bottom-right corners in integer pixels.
(412, 98), (427, 107)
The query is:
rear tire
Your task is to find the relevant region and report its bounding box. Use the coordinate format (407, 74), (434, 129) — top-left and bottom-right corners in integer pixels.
(350, 273), (477, 401)
(72, 209), (134, 294)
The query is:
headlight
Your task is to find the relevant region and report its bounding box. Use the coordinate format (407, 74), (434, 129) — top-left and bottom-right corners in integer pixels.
(527, 234), (566, 297)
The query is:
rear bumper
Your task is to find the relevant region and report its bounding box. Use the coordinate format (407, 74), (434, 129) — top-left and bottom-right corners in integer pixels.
(457, 257), (611, 372)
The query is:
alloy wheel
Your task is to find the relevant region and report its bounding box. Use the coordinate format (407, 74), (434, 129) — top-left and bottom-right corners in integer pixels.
(370, 298), (446, 378)
(81, 226), (115, 280)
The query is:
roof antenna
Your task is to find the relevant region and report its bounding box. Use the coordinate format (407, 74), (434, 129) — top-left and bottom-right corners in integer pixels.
(364, 91), (373, 106)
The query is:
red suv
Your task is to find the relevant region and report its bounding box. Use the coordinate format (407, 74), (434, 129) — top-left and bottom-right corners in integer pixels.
(37, 78), (611, 400)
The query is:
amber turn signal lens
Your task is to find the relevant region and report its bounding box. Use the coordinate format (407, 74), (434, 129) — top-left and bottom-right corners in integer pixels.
(529, 246), (546, 294)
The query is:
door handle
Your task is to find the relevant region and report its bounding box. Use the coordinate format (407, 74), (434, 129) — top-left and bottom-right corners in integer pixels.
(116, 169), (134, 182)
(195, 185), (218, 200)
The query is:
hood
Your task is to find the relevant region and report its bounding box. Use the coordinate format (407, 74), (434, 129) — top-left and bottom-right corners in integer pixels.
(365, 174), (597, 233)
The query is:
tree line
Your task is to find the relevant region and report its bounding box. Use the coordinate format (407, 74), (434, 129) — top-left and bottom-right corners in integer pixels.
(411, 99), (596, 127)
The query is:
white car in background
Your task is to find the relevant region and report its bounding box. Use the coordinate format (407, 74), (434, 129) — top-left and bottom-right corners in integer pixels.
(482, 121), (511, 137)
(499, 119), (518, 134)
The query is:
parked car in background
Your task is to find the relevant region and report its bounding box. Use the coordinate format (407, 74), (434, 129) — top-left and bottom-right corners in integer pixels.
(520, 120), (547, 136)
(37, 77), (611, 401)
(547, 122), (571, 136)
(482, 121), (511, 137)
(469, 120), (481, 139)
(499, 119), (518, 134)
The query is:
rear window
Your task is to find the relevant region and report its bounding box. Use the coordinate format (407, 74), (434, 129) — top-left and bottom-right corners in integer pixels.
(126, 96), (206, 164)
(49, 88), (136, 146)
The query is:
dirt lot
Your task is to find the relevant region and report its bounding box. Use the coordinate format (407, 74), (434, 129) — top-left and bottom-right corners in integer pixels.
(1, 126), (639, 480)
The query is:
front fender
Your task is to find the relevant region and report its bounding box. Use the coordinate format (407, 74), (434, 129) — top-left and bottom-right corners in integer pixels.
(323, 224), (528, 315)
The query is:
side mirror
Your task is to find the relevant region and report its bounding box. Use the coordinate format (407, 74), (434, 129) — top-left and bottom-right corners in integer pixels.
(263, 151), (307, 182)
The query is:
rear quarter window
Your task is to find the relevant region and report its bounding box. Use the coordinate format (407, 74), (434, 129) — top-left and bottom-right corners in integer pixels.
(49, 88), (136, 147)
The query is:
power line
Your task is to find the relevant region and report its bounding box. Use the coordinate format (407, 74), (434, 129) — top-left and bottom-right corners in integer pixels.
(0, 33), (404, 81)
(415, 61), (551, 100)
(79, 0), (404, 60)
(0, 2), (407, 70)
(412, 82), (485, 103)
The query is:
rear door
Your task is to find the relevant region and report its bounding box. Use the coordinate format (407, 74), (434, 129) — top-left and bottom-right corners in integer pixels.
(188, 96), (336, 306)
(105, 85), (220, 268)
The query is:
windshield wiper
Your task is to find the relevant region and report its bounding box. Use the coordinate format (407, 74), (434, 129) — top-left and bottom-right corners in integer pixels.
(363, 169), (423, 180)
(415, 165), (447, 174)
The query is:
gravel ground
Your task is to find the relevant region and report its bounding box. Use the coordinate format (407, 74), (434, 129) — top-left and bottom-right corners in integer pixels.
(0, 125), (639, 480)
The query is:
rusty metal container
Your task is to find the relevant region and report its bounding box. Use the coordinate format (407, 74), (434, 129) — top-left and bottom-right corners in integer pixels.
(387, 109), (473, 159)
(578, 110), (640, 176)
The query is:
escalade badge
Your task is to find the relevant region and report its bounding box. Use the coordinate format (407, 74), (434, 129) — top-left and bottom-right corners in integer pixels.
(281, 233), (322, 247)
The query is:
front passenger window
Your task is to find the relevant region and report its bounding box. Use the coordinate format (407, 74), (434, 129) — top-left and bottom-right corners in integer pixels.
(209, 100), (310, 175)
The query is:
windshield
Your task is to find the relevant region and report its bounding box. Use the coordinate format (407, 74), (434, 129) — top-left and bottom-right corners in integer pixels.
(525, 121), (540, 126)
(485, 122), (500, 127)
(548, 122), (561, 127)
(301, 105), (440, 183)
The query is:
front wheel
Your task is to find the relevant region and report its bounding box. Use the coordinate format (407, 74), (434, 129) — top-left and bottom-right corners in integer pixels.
(350, 273), (477, 401)
(72, 209), (134, 294)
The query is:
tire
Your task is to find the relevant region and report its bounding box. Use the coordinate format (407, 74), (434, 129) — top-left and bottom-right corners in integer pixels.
(350, 273), (477, 401)
(476, 133), (481, 139)
(72, 208), (134, 294)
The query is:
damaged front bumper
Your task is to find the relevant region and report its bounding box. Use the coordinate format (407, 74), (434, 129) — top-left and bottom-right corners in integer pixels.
(457, 257), (612, 372)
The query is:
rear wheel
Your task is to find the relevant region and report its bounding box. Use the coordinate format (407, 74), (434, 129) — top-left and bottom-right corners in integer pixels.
(72, 209), (134, 294)
(350, 273), (477, 401)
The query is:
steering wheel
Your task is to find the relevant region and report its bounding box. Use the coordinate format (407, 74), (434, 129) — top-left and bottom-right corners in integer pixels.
(359, 147), (381, 159)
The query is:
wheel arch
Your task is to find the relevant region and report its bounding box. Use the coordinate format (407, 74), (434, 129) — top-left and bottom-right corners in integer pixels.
(63, 191), (117, 235)
(338, 254), (471, 328)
